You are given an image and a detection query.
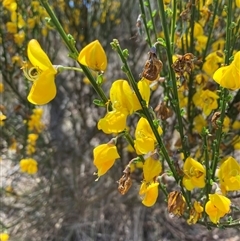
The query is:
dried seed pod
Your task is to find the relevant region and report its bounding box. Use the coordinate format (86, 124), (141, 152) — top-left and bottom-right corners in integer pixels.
(141, 48), (163, 81)
(171, 53), (195, 76)
(117, 174), (132, 195)
(211, 111), (221, 129)
(168, 191), (186, 217)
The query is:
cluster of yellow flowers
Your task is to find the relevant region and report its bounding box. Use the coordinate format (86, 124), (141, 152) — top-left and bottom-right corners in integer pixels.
(21, 32), (240, 224)
(19, 108), (44, 175)
(18, 0), (240, 229)
(2, 0), (49, 46)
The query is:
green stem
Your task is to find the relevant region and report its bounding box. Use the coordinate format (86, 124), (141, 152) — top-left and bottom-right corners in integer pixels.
(202, 130), (211, 220)
(38, 0), (108, 104)
(146, 0), (158, 42)
(112, 40), (191, 207)
(170, 0), (177, 52)
(157, 0), (189, 159)
(138, 0), (152, 46)
(201, 0), (219, 66)
(211, 0), (232, 180)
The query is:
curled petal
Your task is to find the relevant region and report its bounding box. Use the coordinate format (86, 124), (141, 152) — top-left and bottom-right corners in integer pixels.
(27, 69), (57, 105)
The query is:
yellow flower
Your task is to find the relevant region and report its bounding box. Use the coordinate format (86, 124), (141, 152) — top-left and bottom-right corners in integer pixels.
(236, 0), (240, 8)
(193, 114), (207, 134)
(193, 89), (219, 116)
(193, 22), (204, 37)
(22, 39), (57, 105)
(0, 83), (4, 93)
(134, 117), (162, 155)
(143, 156), (162, 182)
(78, 40), (107, 71)
(195, 35), (208, 53)
(3, 0), (17, 11)
(139, 181), (159, 207)
(205, 193), (231, 224)
(28, 108), (44, 133)
(213, 51), (240, 90)
(20, 158), (38, 174)
(187, 201), (204, 225)
(0, 233), (9, 241)
(0, 112), (7, 126)
(183, 157), (206, 190)
(14, 31), (25, 45)
(97, 109), (128, 134)
(218, 156), (240, 193)
(93, 142), (120, 178)
(98, 79), (150, 134)
(203, 51), (224, 77)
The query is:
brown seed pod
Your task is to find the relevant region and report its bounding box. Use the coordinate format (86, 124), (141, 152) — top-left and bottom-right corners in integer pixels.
(141, 48), (163, 81)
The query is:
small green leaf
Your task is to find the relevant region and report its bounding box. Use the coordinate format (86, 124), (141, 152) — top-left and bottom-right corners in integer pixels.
(157, 38), (166, 47)
(144, 1), (149, 6)
(152, 10), (157, 17)
(147, 20), (153, 30)
(93, 99), (105, 107)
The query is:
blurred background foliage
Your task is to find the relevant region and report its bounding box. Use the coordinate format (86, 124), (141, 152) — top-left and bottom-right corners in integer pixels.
(0, 0), (240, 241)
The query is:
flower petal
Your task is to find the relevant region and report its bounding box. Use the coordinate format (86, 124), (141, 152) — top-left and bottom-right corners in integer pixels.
(28, 39), (55, 71)
(78, 40), (107, 71)
(27, 69), (57, 105)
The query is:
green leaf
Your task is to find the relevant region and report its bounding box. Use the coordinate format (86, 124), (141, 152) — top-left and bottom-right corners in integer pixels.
(93, 99), (105, 107)
(147, 20), (153, 30)
(144, 1), (149, 6)
(152, 10), (157, 17)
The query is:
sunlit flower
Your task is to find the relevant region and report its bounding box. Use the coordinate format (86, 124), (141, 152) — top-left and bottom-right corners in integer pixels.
(139, 181), (159, 207)
(203, 51), (224, 77)
(22, 39), (58, 105)
(213, 51), (240, 90)
(78, 40), (107, 71)
(193, 89), (219, 116)
(98, 79), (150, 134)
(143, 156), (162, 182)
(218, 156), (240, 194)
(205, 193), (231, 224)
(93, 141), (120, 178)
(187, 201), (204, 224)
(20, 158), (38, 174)
(97, 109), (128, 134)
(183, 157), (206, 190)
(0, 233), (9, 241)
(134, 117), (162, 155)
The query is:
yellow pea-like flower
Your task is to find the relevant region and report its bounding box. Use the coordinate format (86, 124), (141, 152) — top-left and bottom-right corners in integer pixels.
(78, 40), (107, 71)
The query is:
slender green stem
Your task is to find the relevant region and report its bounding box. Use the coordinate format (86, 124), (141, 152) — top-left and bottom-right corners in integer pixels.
(202, 130), (211, 220)
(189, 0), (196, 53)
(138, 0), (152, 46)
(146, 0), (158, 42)
(211, 0), (232, 180)
(157, 0), (189, 159)
(201, 0), (219, 66)
(170, 0), (177, 52)
(38, 0), (108, 104)
(112, 40), (190, 207)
